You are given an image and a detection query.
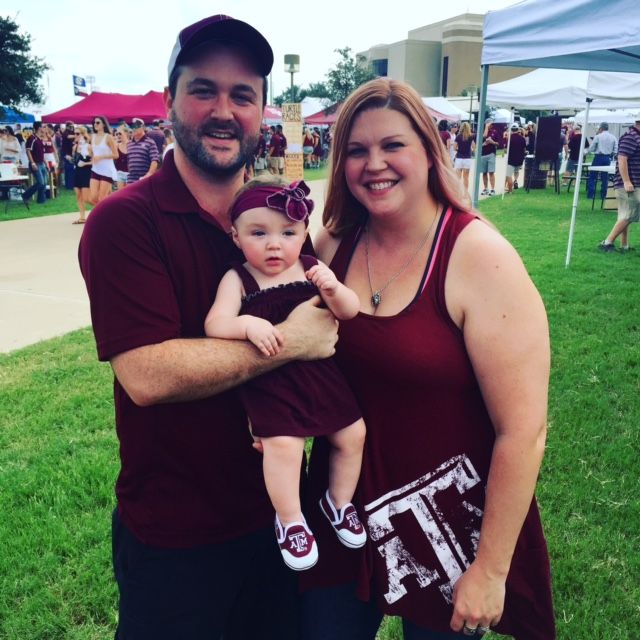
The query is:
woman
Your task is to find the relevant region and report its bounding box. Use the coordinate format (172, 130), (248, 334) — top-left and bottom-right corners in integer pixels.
(1, 126), (22, 164)
(302, 78), (555, 639)
(89, 115), (118, 204)
(42, 124), (59, 172)
(72, 126), (92, 224)
(303, 127), (316, 168)
(454, 121), (476, 191)
(437, 119), (452, 163)
(114, 124), (130, 190)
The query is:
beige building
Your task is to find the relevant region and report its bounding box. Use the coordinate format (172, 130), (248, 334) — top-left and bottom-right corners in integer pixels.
(361, 13), (528, 99)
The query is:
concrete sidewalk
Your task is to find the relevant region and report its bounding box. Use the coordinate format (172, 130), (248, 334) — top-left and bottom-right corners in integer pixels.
(0, 211), (91, 353)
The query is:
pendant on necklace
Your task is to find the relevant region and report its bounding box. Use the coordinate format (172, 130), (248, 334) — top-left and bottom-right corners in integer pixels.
(371, 291), (382, 307)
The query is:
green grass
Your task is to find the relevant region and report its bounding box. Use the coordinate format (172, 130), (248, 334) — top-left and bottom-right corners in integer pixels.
(1, 186), (86, 222)
(1, 186), (639, 639)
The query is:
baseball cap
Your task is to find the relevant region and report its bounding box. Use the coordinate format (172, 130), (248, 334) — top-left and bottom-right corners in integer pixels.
(510, 123), (519, 131)
(167, 15), (273, 80)
(132, 118), (145, 128)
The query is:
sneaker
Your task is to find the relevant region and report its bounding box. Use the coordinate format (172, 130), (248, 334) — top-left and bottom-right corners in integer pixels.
(620, 246), (635, 253)
(275, 516), (318, 571)
(480, 189), (489, 196)
(598, 241), (616, 253)
(319, 491), (367, 549)
(489, 190), (496, 196)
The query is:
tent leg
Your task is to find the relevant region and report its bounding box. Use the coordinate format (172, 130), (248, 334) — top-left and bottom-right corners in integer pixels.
(472, 65), (490, 209)
(565, 98), (592, 267)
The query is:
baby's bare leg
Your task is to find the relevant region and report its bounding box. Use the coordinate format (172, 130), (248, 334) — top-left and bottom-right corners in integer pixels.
(325, 418), (366, 508)
(262, 435), (306, 524)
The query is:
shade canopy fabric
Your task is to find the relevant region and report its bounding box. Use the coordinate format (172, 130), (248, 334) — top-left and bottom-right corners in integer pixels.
(305, 105), (341, 125)
(0, 106), (36, 124)
(482, 0), (640, 72)
(422, 97), (469, 121)
(573, 107), (640, 124)
(42, 91), (167, 124)
(487, 68), (640, 110)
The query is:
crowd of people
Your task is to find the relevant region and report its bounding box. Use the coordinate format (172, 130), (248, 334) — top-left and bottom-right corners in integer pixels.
(0, 117), (169, 221)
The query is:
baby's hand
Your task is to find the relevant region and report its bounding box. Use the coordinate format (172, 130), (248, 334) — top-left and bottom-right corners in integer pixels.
(306, 264), (338, 296)
(246, 318), (283, 356)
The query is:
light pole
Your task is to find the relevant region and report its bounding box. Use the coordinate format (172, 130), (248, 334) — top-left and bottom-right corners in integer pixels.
(284, 54), (300, 103)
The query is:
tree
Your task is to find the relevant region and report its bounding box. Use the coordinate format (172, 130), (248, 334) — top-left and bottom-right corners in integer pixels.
(324, 48), (377, 104)
(273, 84), (304, 106)
(0, 16), (49, 116)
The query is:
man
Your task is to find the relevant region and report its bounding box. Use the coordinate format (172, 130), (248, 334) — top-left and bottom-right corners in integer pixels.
(147, 119), (167, 158)
(504, 124), (526, 193)
(268, 123), (287, 174)
(79, 15), (337, 639)
(598, 117), (640, 252)
(60, 121), (76, 189)
(587, 121), (618, 201)
(22, 122), (48, 204)
(126, 118), (159, 183)
(563, 124), (588, 183)
(480, 118), (499, 195)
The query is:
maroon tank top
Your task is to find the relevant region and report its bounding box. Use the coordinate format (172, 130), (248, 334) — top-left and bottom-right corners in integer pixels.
(303, 209), (555, 638)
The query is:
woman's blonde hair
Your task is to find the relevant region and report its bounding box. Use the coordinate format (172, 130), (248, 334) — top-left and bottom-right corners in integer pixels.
(76, 125), (90, 141)
(459, 121), (472, 141)
(323, 78), (471, 236)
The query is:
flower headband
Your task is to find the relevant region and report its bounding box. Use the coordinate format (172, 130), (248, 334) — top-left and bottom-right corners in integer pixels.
(230, 180), (315, 226)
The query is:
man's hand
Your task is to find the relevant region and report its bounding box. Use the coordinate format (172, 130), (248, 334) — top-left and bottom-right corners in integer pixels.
(279, 296), (338, 361)
(623, 180), (635, 193)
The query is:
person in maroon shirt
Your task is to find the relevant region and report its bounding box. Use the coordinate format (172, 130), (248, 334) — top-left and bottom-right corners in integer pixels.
(23, 122), (48, 204)
(301, 78), (555, 639)
(79, 15), (339, 640)
(268, 123), (287, 174)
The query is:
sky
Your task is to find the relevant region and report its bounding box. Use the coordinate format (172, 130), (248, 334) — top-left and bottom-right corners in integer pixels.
(7, 0), (521, 116)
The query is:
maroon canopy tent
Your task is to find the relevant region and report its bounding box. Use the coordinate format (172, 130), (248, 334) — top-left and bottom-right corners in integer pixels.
(42, 91), (167, 124)
(304, 104), (341, 125)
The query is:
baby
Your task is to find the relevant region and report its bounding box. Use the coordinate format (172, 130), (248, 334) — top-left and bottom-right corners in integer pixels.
(205, 178), (367, 570)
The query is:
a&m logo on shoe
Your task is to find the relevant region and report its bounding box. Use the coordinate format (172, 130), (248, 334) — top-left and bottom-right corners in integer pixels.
(288, 531), (309, 553)
(346, 512), (362, 530)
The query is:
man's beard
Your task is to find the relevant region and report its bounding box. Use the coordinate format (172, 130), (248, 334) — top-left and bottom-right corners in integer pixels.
(170, 109), (259, 178)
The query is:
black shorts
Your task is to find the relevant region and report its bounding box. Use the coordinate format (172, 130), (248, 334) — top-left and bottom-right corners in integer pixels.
(112, 509), (300, 639)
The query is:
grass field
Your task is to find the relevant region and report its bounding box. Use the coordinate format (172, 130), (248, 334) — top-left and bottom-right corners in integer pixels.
(1, 186), (638, 639)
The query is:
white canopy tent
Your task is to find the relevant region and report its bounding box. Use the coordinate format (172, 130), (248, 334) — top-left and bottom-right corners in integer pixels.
(477, 0), (640, 266)
(487, 68), (640, 111)
(573, 108), (639, 125)
(421, 97), (470, 121)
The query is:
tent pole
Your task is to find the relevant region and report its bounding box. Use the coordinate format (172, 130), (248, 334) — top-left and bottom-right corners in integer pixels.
(565, 97), (592, 267)
(472, 65), (490, 209)
(502, 106), (515, 201)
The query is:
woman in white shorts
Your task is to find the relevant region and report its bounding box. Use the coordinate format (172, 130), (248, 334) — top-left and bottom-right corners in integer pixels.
(453, 121), (476, 190)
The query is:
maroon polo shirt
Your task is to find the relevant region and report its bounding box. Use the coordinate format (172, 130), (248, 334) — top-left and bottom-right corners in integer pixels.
(78, 151), (274, 548)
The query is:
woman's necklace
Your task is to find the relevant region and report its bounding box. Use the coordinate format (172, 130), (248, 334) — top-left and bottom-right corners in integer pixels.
(364, 208), (439, 311)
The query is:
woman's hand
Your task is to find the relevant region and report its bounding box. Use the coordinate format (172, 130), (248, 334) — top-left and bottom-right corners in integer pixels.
(449, 561), (504, 634)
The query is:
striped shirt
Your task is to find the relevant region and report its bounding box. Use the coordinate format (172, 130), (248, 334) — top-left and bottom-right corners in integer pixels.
(613, 126), (640, 189)
(590, 130), (618, 156)
(126, 135), (159, 183)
